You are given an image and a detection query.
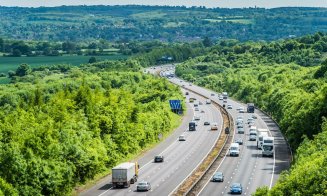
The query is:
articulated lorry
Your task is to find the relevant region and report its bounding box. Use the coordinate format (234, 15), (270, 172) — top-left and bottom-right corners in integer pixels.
(112, 162), (139, 188)
(257, 129), (270, 149)
(262, 137), (274, 157)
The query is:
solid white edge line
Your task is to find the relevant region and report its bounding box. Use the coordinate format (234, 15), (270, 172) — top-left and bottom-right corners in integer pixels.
(98, 75), (195, 196)
(197, 99), (237, 196)
(167, 102), (224, 196)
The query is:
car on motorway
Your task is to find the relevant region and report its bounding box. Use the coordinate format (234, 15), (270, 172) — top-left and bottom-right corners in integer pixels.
(252, 114), (258, 119)
(235, 138), (243, 145)
(236, 123), (244, 129)
(201, 110), (205, 113)
(229, 143), (240, 156)
(136, 181), (151, 192)
(247, 117), (254, 124)
(194, 116), (200, 121)
(237, 127), (244, 134)
(248, 121), (255, 127)
(185, 92), (189, 95)
(194, 103), (199, 107)
(180, 80), (183, 82)
(249, 130), (257, 141)
(154, 155), (164, 162)
(204, 121), (210, 126)
(182, 84), (185, 87)
(211, 123), (219, 130)
(227, 104), (233, 109)
(189, 83), (192, 86)
(230, 183), (242, 194)
(211, 93), (215, 96)
(194, 107), (199, 111)
(223, 99), (227, 103)
(219, 96), (224, 100)
(239, 107), (245, 113)
(199, 101), (203, 105)
(212, 172), (224, 182)
(178, 135), (186, 141)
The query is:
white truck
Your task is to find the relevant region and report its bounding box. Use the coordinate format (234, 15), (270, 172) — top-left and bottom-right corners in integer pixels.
(262, 137), (274, 157)
(257, 129), (270, 149)
(112, 162), (139, 188)
(206, 99), (211, 104)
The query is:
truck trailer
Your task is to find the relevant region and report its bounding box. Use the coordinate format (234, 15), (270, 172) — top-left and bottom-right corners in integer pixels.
(247, 103), (255, 113)
(112, 162), (138, 188)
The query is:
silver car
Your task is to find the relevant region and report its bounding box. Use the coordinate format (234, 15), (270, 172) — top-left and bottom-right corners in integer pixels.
(136, 181), (151, 191)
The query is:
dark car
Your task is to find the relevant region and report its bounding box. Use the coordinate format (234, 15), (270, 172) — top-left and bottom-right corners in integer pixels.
(212, 172), (224, 182)
(230, 183), (242, 194)
(154, 155), (164, 162)
(185, 92), (189, 95)
(204, 121), (210, 126)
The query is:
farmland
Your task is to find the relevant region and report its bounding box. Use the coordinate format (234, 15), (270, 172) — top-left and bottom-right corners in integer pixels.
(0, 55), (128, 74)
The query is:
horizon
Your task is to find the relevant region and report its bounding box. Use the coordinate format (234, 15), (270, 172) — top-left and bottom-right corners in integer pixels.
(0, 0), (326, 8)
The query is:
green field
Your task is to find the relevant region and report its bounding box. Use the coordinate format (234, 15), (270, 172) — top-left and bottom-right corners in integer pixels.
(0, 55), (128, 74)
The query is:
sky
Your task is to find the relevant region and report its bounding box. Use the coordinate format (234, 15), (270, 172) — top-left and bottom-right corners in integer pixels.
(0, 0), (326, 8)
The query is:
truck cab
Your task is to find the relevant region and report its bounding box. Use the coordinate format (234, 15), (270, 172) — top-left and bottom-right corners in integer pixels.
(247, 103), (255, 113)
(262, 137), (274, 157)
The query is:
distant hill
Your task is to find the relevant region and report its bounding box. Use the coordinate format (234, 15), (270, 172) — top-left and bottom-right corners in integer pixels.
(0, 5), (326, 42)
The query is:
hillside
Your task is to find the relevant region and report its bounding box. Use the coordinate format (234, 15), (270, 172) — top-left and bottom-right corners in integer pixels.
(0, 6), (326, 42)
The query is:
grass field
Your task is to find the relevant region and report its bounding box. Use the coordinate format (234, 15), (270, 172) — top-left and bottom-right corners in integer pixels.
(0, 55), (128, 74)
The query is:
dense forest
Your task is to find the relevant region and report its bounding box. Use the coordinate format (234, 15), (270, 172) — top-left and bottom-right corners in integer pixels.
(0, 61), (183, 195)
(175, 33), (327, 195)
(0, 6), (326, 42)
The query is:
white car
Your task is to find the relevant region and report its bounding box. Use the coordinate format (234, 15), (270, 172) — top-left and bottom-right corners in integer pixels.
(227, 104), (233, 109)
(136, 181), (151, 191)
(194, 116), (200, 121)
(211, 123), (219, 130)
(194, 107), (199, 111)
(219, 96), (224, 100)
(239, 107), (245, 113)
(179, 135), (186, 141)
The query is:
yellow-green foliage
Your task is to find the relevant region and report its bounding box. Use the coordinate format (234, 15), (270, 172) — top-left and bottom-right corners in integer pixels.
(0, 68), (182, 195)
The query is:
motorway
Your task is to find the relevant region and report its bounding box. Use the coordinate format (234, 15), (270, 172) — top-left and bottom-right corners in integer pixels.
(80, 81), (224, 195)
(80, 66), (291, 196)
(168, 74), (291, 195)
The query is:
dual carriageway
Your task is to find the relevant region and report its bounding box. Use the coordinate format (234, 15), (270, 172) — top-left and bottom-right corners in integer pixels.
(80, 66), (291, 196)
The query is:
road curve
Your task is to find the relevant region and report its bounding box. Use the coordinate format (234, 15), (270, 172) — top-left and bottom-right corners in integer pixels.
(80, 75), (224, 195)
(168, 75), (291, 196)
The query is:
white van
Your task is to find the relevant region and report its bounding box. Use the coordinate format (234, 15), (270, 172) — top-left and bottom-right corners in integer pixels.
(229, 143), (240, 156)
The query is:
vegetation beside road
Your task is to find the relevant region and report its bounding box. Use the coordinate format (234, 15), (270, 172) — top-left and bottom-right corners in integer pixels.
(175, 33), (327, 195)
(0, 61), (183, 195)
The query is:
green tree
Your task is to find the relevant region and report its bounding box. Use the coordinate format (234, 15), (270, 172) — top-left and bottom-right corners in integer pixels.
(15, 63), (31, 77)
(88, 56), (97, 64)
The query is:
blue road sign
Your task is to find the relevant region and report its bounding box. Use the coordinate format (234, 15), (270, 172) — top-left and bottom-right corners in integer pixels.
(169, 100), (182, 110)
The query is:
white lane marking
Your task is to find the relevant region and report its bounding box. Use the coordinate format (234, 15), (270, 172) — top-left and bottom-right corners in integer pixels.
(168, 105), (224, 196)
(98, 102), (195, 196)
